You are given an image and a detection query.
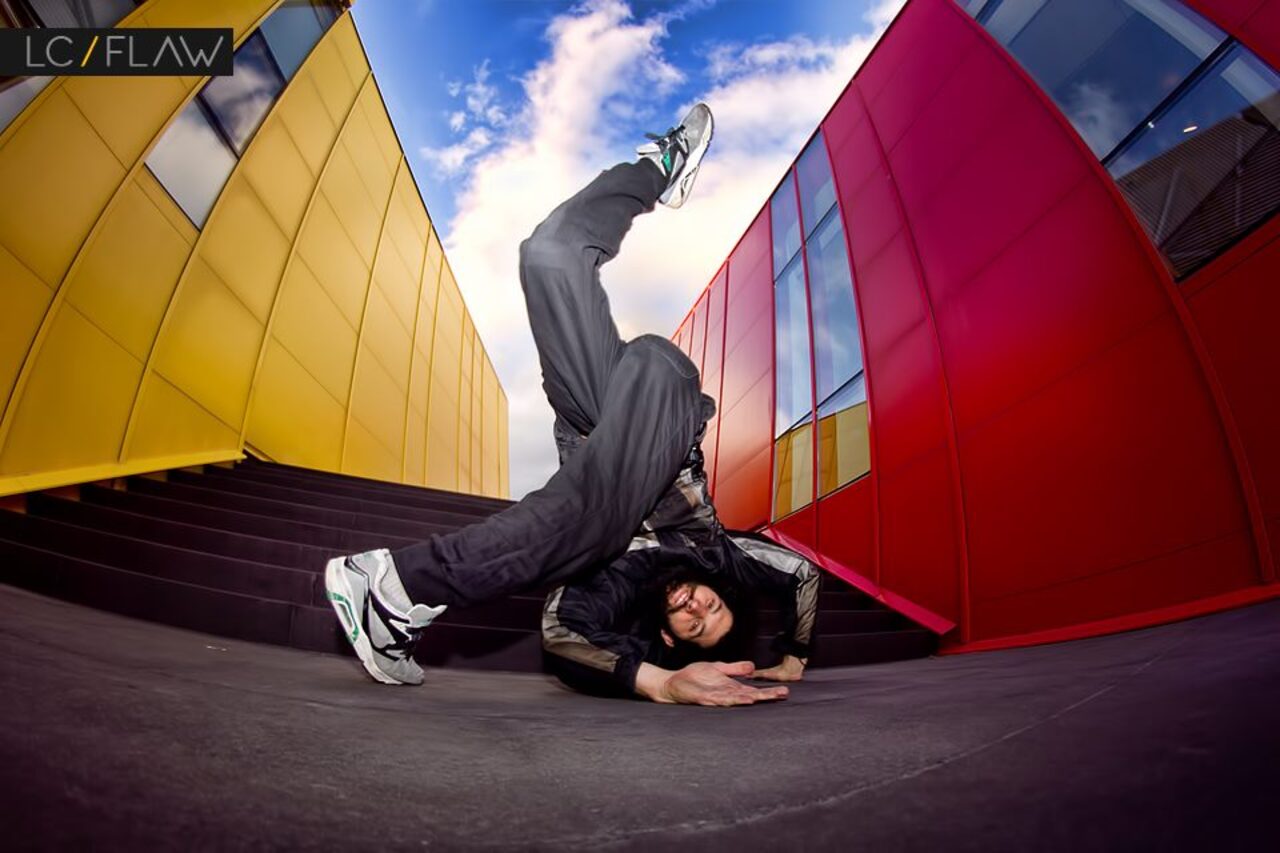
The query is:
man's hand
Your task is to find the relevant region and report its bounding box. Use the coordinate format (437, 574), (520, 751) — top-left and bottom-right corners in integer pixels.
(636, 661), (789, 706)
(754, 654), (806, 683)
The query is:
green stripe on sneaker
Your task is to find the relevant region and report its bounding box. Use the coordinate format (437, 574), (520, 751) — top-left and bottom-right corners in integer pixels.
(328, 591), (359, 643)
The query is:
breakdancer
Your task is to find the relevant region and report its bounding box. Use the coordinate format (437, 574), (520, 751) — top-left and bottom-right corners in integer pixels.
(326, 104), (819, 706)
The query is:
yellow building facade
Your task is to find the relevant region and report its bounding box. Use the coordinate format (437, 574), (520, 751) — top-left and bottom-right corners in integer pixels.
(0, 0), (509, 499)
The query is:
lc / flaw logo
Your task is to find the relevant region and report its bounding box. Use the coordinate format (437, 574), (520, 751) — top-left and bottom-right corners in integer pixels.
(0, 28), (232, 77)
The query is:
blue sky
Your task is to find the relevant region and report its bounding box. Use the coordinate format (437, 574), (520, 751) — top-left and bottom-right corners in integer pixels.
(350, 0), (904, 497)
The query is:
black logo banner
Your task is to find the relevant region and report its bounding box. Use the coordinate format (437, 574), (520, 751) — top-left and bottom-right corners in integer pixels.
(0, 29), (233, 77)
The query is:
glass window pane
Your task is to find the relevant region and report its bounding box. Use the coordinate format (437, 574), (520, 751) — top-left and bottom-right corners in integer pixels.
(796, 131), (837, 237)
(27, 0), (136, 27)
(773, 422), (813, 520)
(0, 76), (51, 133)
(261, 0), (338, 81)
(774, 255), (812, 438)
(1110, 45), (1280, 278)
(145, 99), (237, 227)
(807, 211), (862, 403)
(980, 0), (1226, 157)
(201, 32), (285, 155)
(818, 375), (870, 497)
(770, 173), (802, 274)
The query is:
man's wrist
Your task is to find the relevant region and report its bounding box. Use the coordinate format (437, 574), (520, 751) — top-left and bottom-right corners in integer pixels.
(634, 662), (675, 703)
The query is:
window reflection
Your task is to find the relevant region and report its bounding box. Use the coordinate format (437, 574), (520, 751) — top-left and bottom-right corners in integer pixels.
(202, 33), (286, 154)
(796, 131), (837, 238)
(774, 256), (812, 438)
(261, 0), (340, 80)
(0, 77), (51, 132)
(26, 0), (137, 27)
(807, 211), (862, 403)
(145, 100), (238, 226)
(1109, 46), (1280, 278)
(974, 0), (1225, 157)
(770, 174), (802, 273)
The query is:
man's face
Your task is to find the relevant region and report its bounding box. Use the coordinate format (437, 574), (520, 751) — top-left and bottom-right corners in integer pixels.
(664, 581), (734, 648)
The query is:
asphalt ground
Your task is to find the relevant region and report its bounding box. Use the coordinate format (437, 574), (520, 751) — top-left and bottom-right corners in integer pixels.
(1, 583), (1276, 851)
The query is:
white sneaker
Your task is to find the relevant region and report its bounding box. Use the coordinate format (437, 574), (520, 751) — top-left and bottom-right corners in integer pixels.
(324, 549), (446, 686)
(636, 102), (714, 209)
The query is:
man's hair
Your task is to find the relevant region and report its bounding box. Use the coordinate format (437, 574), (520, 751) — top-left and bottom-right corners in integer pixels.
(643, 563), (758, 666)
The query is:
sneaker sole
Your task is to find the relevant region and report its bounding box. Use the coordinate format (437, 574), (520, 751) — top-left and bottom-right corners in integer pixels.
(324, 557), (406, 686)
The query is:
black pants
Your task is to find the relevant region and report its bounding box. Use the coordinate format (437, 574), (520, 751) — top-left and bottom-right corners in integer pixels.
(394, 160), (707, 608)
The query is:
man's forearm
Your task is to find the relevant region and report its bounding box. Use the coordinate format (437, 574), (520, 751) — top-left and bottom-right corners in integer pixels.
(634, 662), (676, 703)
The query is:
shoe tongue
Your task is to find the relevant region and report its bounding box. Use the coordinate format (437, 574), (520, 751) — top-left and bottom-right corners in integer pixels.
(405, 601), (447, 628)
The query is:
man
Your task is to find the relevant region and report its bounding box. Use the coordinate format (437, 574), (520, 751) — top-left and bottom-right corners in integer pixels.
(325, 104), (818, 707)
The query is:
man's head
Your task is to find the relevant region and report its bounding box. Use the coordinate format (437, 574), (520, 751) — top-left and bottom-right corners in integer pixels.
(661, 577), (734, 649)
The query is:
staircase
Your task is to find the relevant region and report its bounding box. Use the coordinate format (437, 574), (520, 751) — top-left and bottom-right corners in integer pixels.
(0, 459), (936, 671)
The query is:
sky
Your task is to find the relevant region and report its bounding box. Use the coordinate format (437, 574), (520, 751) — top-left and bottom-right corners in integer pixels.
(350, 0), (906, 498)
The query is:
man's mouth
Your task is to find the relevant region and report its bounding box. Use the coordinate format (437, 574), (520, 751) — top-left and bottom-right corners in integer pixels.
(668, 584), (692, 611)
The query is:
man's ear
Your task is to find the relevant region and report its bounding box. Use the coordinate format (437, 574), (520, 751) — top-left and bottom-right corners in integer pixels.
(661, 628), (675, 648)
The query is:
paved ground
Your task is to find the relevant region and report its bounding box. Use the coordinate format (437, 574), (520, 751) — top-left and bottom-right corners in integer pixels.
(1, 583), (1277, 851)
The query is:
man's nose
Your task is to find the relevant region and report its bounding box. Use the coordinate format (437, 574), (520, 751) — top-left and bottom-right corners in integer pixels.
(686, 598), (706, 615)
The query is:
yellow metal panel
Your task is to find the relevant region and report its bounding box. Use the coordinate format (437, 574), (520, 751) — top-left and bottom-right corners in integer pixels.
(0, 305), (141, 476)
(64, 179), (190, 360)
(152, 258), (264, 429)
(134, 166), (198, 244)
(331, 14), (370, 92)
(343, 102), (394, 205)
(269, 259), (357, 403)
(396, 178), (430, 240)
(348, 346), (406, 457)
(344, 418), (400, 483)
(246, 339), (344, 470)
(403, 406), (426, 486)
(408, 351), (431, 417)
(382, 200), (425, 312)
(306, 32), (359, 127)
(127, 374), (240, 462)
(63, 74), (187, 167)
(0, 88), (126, 285)
(818, 401), (871, 496)
(498, 390), (509, 498)
(772, 423), (814, 520)
(200, 176), (291, 323)
(139, 0), (270, 36)
(274, 72), (336, 175)
(0, 245), (53, 412)
(296, 195), (369, 325)
(361, 87), (403, 179)
(372, 243), (418, 337)
(321, 143), (381, 267)
(426, 419), (458, 491)
(361, 286), (412, 389)
(483, 362), (500, 497)
(239, 115), (315, 239)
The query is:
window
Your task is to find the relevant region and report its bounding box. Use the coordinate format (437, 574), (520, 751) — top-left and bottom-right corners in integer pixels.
(260, 0), (341, 80)
(967, 0), (1280, 279)
(970, 0), (1225, 158)
(201, 33), (285, 154)
(1108, 46), (1280, 278)
(770, 132), (870, 518)
(145, 1), (342, 226)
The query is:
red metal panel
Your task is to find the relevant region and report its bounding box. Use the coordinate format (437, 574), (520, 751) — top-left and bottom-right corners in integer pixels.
(840, 169), (902, 271)
(935, 179), (1168, 432)
(866, 0), (980, 151)
(825, 94), (882, 204)
(773, 504), (816, 551)
(720, 311), (772, 414)
(876, 443), (961, 622)
(702, 267), (729, 492)
(855, 0), (948, 103)
(716, 375), (770, 476)
(817, 477), (875, 581)
(1183, 0), (1266, 30)
(688, 292), (708, 377)
(862, 320), (949, 475)
(822, 77), (869, 165)
(715, 443), (770, 531)
(973, 531), (1258, 640)
(1242, 0), (1280, 69)
(901, 94), (1090, 309)
(960, 313), (1256, 628)
(1188, 236), (1280, 522)
(727, 208), (770, 292)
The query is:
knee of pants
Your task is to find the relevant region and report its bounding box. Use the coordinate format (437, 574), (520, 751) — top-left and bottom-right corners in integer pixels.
(624, 335), (702, 394)
(518, 231), (582, 289)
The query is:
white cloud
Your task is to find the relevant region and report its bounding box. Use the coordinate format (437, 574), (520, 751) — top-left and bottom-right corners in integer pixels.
(419, 126), (493, 175)
(439, 0), (904, 498)
(448, 110), (466, 132)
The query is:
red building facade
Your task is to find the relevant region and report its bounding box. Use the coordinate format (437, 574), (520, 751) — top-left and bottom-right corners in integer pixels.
(673, 0), (1280, 653)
